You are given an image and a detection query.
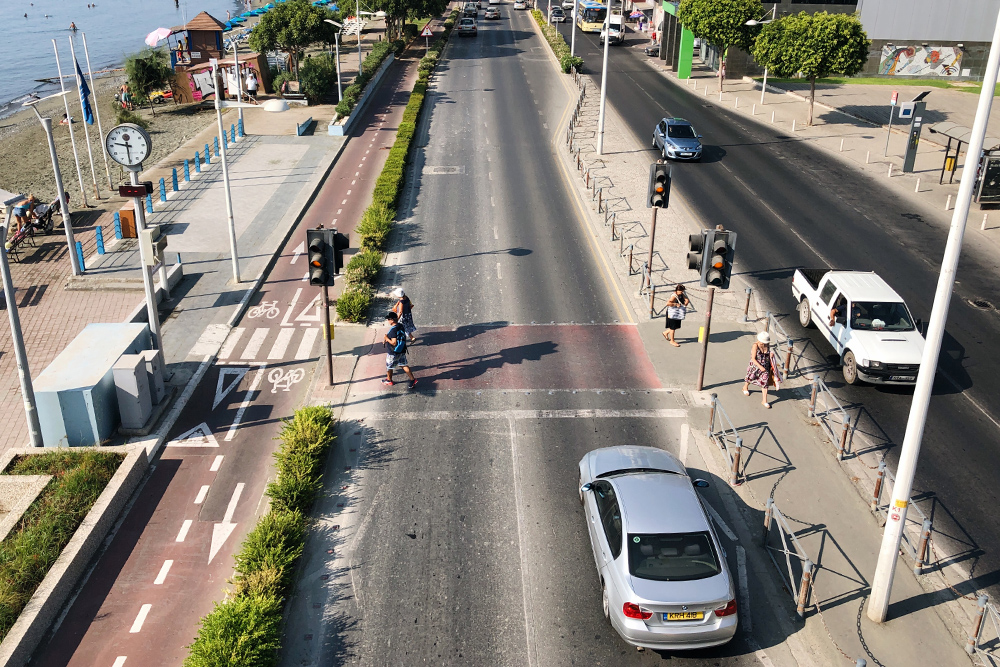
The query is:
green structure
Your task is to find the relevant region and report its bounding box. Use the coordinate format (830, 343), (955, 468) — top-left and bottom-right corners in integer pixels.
(662, 1), (695, 79)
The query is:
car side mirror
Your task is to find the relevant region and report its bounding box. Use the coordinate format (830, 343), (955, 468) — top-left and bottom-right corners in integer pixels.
(914, 318), (924, 334)
(697, 134), (703, 139)
(580, 482), (593, 494)
(693, 479), (710, 488)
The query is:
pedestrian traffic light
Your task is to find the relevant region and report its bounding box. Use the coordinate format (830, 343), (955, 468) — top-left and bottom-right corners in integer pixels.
(332, 230), (349, 274)
(307, 228), (335, 286)
(647, 162), (671, 208)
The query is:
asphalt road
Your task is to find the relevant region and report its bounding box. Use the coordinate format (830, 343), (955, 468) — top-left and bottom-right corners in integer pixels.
(280, 8), (797, 666)
(559, 21), (1000, 598)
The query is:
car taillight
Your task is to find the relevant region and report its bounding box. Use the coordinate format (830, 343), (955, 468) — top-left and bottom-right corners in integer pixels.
(715, 599), (737, 617)
(622, 602), (653, 620)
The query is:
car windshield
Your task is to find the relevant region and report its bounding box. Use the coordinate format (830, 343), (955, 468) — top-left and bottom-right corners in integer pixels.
(628, 532), (720, 581)
(667, 125), (696, 139)
(851, 302), (914, 331)
(582, 7), (607, 22)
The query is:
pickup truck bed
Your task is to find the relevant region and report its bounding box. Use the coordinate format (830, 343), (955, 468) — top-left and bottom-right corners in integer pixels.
(796, 268), (828, 292)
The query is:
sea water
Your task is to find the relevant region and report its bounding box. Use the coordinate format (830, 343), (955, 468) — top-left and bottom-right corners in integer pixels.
(1, 0), (245, 116)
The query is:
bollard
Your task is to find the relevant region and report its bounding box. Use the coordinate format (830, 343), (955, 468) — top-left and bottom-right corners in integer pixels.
(159, 177), (166, 203)
(866, 150), (870, 164)
(807, 375), (819, 418)
(75, 241), (85, 272)
(585, 170), (590, 188)
(708, 393), (718, 438)
(742, 287), (752, 322)
(718, 89), (723, 102)
(611, 216), (616, 241)
(983, 213), (989, 231)
(791, 119), (796, 132)
(238, 117), (244, 137)
(734, 97), (739, 109)
(184, 159), (190, 182)
(223, 130), (228, 148)
(915, 178), (920, 193)
(914, 518), (932, 574)
(705, 85), (709, 96)
(840, 138), (844, 151)
(752, 102), (756, 116)
(837, 412), (850, 460)
(762, 497), (774, 546)
(730, 435), (742, 486)
(784, 339), (794, 375)
(231, 124), (236, 143)
(796, 559), (813, 617)
(649, 283), (655, 318)
(967, 595), (988, 655)
(214, 136), (220, 157)
(597, 188), (602, 213)
(205, 143), (211, 164)
(871, 460), (886, 511)
(856, 661), (867, 667)
(946, 194), (953, 210)
(172, 168), (179, 192)
(195, 152), (202, 173)
(771, 110), (775, 123)
(113, 211), (122, 239)
(95, 225), (105, 255)
(887, 162), (893, 177)
(604, 204), (609, 226)
(145, 193), (153, 214)
(628, 245), (633, 274)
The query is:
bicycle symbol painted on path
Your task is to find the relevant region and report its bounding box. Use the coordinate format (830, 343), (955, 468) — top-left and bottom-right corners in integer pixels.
(268, 367), (305, 393)
(248, 300), (280, 319)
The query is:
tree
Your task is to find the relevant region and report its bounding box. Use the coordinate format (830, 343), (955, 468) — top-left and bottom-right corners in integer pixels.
(372, 0), (449, 42)
(752, 11), (870, 125)
(124, 48), (173, 116)
(678, 0), (761, 91)
(249, 0), (337, 78)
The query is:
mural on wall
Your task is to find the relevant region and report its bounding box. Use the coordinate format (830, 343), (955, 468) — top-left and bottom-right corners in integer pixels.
(879, 45), (963, 76)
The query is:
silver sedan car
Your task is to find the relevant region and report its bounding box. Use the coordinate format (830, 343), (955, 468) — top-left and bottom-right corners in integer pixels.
(578, 446), (738, 650)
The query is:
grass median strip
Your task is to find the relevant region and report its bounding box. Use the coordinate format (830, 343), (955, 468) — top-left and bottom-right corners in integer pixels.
(336, 9), (460, 323)
(184, 406), (335, 667)
(0, 450), (124, 641)
(531, 9), (583, 73)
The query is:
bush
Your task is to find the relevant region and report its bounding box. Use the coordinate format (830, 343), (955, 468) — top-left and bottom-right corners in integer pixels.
(532, 9), (583, 72)
(115, 106), (150, 129)
(271, 70), (294, 96)
(560, 54), (584, 73)
(336, 285), (373, 323)
(345, 250), (383, 285)
(298, 53), (339, 103)
(403, 23), (420, 43)
(232, 509), (305, 593)
(183, 594), (283, 667)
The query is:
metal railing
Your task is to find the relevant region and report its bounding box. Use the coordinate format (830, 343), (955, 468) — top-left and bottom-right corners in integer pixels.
(707, 393), (742, 486)
(869, 461), (933, 574)
(806, 374), (852, 460)
(967, 594), (1000, 660)
(765, 311), (795, 377)
(762, 498), (814, 617)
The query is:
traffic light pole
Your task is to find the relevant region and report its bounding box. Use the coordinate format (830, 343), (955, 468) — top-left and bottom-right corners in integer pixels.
(696, 287), (714, 391)
(646, 207), (657, 289)
(322, 283), (333, 385)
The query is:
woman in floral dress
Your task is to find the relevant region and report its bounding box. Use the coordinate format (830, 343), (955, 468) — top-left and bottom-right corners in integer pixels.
(742, 331), (773, 408)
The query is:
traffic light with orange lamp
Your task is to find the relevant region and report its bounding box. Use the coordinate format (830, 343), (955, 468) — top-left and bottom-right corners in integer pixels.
(688, 227), (737, 288)
(308, 228), (335, 286)
(647, 162), (671, 208)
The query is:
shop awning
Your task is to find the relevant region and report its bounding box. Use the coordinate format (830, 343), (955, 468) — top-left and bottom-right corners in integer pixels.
(928, 122), (1000, 150)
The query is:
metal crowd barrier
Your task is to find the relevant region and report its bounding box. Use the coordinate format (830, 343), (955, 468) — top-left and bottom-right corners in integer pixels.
(869, 461), (933, 574)
(967, 594), (1000, 659)
(762, 498), (814, 617)
(765, 311), (795, 377)
(806, 374), (851, 460)
(707, 393), (742, 486)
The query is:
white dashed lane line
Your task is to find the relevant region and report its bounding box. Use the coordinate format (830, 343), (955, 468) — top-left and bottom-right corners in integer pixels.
(175, 520), (192, 543)
(210, 455), (224, 472)
(129, 604), (152, 633)
(154, 560), (173, 585)
(113, 657), (127, 667)
(194, 485), (209, 504)
(342, 199), (347, 205)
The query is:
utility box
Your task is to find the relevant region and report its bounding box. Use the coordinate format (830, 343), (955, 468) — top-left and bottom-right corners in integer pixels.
(140, 349), (166, 404)
(113, 354), (152, 429)
(119, 204), (137, 239)
(33, 323), (151, 447)
(139, 225), (168, 266)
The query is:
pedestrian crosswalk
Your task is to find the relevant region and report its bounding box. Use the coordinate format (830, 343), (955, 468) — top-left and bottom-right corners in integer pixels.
(190, 325), (321, 362)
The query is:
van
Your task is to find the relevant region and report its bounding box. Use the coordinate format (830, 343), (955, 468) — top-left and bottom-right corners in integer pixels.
(599, 12), (624, 45)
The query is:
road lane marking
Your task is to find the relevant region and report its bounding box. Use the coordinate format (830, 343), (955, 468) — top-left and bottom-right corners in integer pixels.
(210, 483), (245, 564)
(289, 241), (304, 265)
(705, 502), (737, 542)
(342, 199), (348, 204)
(176, 520), (192, 542)
(346, 189), (352, 195)
(351, 180), (356, 185)
(130, 604), (151, 633)
(241, 328), (269, 359)
(267, 328), (295, 359)
(210, 455), (224, 471)
(225, 367), (268, 441)
(355, 171), (359, 176)
(497, 262), (502, 279)
(214, 367), (249, 410)
(679, 422), (690, 464)
(491, 197), (495, 207)
(350, 409), (686, 420)
(113, 657), (127, 667)
(507, 416), (538, 667)
(167, 422), (219, 448)
(494, 226), (499, 239)
(737, 546), (752, 635)
(218, 327), (245, 359)
(194, 485), (210, 504)
(337, 209), (342, 214)
(295, 328), (319, 359)
(154, 560), (173, 585)
(281, 288), (303, 326)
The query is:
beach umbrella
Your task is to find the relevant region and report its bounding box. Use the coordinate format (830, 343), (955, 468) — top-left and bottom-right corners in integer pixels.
(145, 27), (172, 47)
(629, 10), (643, 17)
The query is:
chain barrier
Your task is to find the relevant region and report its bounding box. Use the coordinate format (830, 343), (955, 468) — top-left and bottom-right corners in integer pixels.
(806, 374), (852, 461)
(707, 393), (743, 486)
(869, 463), (933, 574)
(762, 497), (814, 617)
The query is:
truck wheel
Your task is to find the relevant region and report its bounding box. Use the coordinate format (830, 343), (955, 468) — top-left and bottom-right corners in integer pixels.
(843, 351), (859, 385)
(798, 299), (813, 328)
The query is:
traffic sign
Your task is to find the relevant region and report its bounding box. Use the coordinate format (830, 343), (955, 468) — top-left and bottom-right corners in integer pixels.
(421, 26), (433, 37)
(891, 91), (898, 106)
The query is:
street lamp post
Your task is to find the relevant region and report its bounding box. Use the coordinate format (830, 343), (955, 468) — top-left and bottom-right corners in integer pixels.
(357, 0), (363, 73)
(867, 1), (1000, 624)
(596, 13), (611, 154)
(325, 19), (344, 101)
(745, 6), (777, 105)
(24, 92), (80, 277)
(571, 2), (578, 57)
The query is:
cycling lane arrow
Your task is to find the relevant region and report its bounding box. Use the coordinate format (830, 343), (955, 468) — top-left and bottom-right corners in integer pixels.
(210, 482), (245, 564)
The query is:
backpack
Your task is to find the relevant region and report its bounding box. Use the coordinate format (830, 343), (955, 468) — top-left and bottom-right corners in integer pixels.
(389, 325), (407, 354)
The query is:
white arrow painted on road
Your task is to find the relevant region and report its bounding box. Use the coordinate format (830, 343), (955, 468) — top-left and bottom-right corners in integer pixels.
(167, 422), (219, 448)
(213, 367), (249, 410)
(289, 241), (305, 265)
(209, 482), (244, 564)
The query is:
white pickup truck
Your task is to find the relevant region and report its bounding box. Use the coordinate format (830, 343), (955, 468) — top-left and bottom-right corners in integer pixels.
(791, 269), (925, 385)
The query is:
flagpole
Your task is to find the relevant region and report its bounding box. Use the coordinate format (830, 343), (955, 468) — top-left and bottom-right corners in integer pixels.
(68, 36), (101, 201)
(52, 39), (90, 208)
(81, 32), (114, 190)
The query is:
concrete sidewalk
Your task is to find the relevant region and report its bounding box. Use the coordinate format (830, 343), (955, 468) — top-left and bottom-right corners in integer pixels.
(559, 63), (985, 665)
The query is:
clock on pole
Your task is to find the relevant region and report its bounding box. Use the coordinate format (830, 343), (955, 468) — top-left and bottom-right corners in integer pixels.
(105, 123), (151, 170)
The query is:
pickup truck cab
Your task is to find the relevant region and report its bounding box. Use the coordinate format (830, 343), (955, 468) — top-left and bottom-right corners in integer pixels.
(792, 270), (925, 385)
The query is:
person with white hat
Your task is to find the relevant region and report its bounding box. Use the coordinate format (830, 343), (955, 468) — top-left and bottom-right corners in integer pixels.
(392, 287), (417, 342)
(742, 331), (774, 408)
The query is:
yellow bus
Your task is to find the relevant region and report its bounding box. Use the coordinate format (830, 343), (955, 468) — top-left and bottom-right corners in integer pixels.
(575, 0), (607, 33)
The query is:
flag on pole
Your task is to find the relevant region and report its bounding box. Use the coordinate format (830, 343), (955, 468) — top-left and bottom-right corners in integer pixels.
(75, 59), (94, 125)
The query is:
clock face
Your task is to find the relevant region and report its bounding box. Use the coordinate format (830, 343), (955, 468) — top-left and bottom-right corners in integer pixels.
(105, 124), (151, 167)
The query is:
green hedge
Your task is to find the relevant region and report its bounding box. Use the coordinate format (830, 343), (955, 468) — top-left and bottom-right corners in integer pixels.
(184, 407), (335, 667)
(531, 9), (583, 72)
(334, 40), (395, 117)
(337, 10), (459, 323)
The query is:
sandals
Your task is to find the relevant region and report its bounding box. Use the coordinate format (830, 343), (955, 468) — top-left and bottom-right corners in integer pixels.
(762, 402), (771, 409)
(742, 389), (750, 396)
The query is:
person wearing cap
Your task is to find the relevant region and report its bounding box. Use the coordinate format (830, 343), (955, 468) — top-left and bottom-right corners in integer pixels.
(742, 331), (774, 408)
(391, 287), (417, 342)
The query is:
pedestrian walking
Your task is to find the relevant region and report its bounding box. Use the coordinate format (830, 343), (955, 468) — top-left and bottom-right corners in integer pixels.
(661, 284), (690, 347)
(392, 287), (417, 342)
(383, 312), (417, 388)
(742, 331), (776, 408)
(245, 69), (259, 103)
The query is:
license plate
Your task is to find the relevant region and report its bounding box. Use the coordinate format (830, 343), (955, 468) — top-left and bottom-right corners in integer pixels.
(680, 153), (692, 157)
(665, 612), (704, 621)
(889, 375), (915, 381)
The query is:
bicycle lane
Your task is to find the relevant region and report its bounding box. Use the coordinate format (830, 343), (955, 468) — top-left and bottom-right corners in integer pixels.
(31, 48), (426, 667)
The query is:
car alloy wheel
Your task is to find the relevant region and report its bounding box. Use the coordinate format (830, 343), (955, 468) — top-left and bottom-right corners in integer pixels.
(843, 350), (859, 385)
(602, 582), (610, 619)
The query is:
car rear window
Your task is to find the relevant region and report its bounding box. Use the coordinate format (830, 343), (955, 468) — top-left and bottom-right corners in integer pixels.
(628, 532), (720, 581)
(667, 125), (696, 139)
